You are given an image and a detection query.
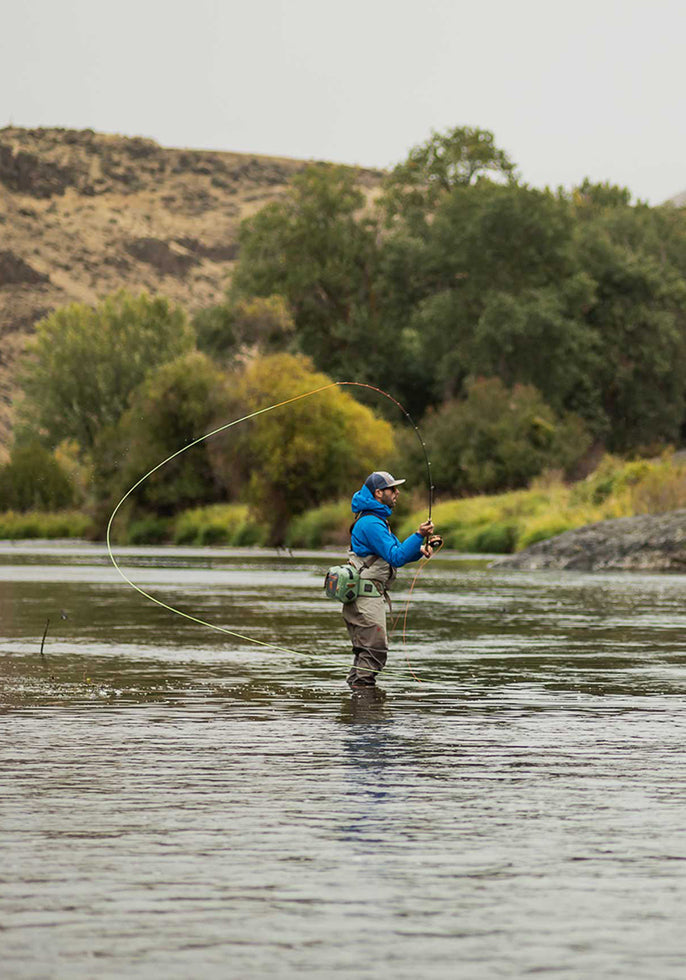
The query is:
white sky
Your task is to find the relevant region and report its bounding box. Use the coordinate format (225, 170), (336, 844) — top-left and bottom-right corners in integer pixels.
(2, 0), (684, 204)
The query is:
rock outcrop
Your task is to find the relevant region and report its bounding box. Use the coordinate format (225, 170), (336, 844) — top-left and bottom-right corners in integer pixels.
(491, 510), (686, 572)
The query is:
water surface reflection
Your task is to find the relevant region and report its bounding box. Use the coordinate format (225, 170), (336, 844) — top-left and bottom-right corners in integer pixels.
(2, 544), (686, 978)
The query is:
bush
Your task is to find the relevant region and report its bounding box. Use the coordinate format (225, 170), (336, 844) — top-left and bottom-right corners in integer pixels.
(230, 353), (395, 544)
(96, 351), (233, 519)
(469, 522), (518, 553)
(0, 510), (93, 540)
(398, 483), (599, 554)
(517, 517), (578, 549)
(0, 443), (73, 511)
(173, 505), (267, 547)
(286, 500), (351, 548)
(126, 516), (171, 545)
(398, 452), (686, 554)
(630, 467), (686, 513)
(398, 378), (591, 497)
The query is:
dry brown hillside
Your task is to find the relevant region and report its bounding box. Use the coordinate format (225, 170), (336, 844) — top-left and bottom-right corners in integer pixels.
(0, 126), (382, 459)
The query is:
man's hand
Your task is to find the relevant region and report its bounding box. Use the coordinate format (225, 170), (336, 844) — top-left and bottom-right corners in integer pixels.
(418, 519), (435, 557)
(417, 519), (434, 538)
(420, 531), (443, 558)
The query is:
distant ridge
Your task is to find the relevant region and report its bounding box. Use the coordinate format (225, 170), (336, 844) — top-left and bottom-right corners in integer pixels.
(0, 126), (383, 456)
(664, 189), (686, 207)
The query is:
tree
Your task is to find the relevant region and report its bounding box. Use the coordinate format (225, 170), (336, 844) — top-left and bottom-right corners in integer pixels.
(469, 279), (603, 426)
(382, 125), (518, 226)
(229, 353), (395, 542)
(0, 443), (73, 511)
(396, 181), (578, 402)
(93, 351), (233, 517)
(19, 291), (194, 452)
(398, 378), (590, 496)
(574, 222), (686, 451)
(230, 164), (390, 383)
(194, 295), (295, 363)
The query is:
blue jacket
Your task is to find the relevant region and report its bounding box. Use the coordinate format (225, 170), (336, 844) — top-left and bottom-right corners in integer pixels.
(350, 484), (424, 568)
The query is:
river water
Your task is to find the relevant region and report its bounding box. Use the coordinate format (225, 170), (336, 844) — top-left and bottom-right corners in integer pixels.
(1, 542), (686, 979)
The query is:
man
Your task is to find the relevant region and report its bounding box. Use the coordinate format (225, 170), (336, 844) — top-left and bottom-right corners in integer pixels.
(344, 470), (435, 689)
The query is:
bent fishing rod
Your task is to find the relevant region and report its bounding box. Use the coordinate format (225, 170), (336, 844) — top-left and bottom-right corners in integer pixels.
(106, 380), (440, 676)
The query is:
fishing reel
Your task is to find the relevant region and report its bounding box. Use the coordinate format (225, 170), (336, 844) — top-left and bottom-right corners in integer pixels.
(426, 535), (443, 553)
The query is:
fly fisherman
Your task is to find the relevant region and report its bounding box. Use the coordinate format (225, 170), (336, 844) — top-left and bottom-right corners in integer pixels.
(344, 471), (436, 689)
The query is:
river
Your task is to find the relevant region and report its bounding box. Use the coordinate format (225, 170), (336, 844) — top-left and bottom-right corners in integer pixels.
(1, 542), (686, 978)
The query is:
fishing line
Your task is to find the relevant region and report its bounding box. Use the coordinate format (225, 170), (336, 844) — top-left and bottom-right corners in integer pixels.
(106, 380), (435, 677)
(391, 538), (445, 683)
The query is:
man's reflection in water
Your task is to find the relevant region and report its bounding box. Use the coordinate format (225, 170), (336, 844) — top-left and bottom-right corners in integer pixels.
(340, 686), (391, 725)
(338, 689), (402, 855)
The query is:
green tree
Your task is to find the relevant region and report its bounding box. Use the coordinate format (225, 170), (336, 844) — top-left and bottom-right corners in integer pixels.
(0, 443), (73, 511)
(94, 351), (232, 518)
(194, 295), (295, 363)
(469, 278), (603, 426)
(382, 125), (517, 227)
(231, 164), (393, 384)
(19, 291), (194, 452)
(571, 179), (633, 211)
(398, 378), (590, 496)
(397, 181), (577, 401)
(230, 353), (395, 542)
(574, 222), (686, 451)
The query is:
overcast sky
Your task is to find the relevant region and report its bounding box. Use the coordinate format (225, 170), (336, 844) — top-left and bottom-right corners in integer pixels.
(2, 0), (684, 204)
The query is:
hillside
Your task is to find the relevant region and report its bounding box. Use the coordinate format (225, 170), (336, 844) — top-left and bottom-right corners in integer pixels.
(0, 126), (383, 458)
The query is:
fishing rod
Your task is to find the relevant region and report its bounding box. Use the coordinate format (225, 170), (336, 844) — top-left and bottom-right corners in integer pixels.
(106, 380), (438, 675)
(338, 382), (434, 520)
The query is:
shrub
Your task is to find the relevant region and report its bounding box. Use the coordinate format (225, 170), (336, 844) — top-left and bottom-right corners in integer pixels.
(126, 516), (171, 545)
(0, 443), (73, 511)
(286, 500), (351, 548)
(18, 291), (193, 452)
(518, 517), (578, 549)
(398, 378), (591, 497)
(469, 522), (518, 553)
(173, 505), (267, 547)
(230, 353), (395, 544)
(0, 510), (93, 540)
(630, 467), (686, 513)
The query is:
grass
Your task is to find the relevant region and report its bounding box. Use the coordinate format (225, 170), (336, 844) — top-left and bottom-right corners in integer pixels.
(0, 510), (94, 540)
(2, 454), (685, 552)
(173, 504), (267, 547)
(396, 453), (686, 554)
(285, 500), (351, 549)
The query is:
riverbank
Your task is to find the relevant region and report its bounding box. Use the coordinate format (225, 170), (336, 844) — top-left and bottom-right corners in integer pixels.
(491, 510), (686, 572)
(2, 452), (685, 554)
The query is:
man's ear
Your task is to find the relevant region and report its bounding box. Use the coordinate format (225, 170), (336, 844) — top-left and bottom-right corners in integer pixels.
(373, 488), (383, 501)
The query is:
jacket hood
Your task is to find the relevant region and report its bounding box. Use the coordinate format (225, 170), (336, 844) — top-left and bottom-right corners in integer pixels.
(350, 483), (392, 518)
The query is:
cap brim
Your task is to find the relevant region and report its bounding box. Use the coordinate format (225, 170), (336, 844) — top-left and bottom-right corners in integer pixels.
(384, 479), (406, 488)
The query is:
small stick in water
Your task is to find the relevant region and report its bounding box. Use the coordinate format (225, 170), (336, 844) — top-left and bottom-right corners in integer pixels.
(40, 618), (50, 658)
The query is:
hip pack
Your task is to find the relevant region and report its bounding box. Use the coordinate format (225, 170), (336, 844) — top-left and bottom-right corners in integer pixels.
(324, 558), (382, 603)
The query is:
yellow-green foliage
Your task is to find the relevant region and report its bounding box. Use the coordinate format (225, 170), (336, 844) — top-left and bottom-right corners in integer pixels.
(173, 504), (267, 547)
(0, 510), (93, 540)
(285, 500), (351, 548)
(231, 353), (394, 540)
(569, 453), (686, 514)
(397, 454), (686, 553)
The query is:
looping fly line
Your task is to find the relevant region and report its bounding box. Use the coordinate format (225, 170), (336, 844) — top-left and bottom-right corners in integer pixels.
(106, 381), (434, 677)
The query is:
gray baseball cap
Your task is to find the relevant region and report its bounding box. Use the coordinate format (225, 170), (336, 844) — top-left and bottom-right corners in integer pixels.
(364, 471), (406, 492)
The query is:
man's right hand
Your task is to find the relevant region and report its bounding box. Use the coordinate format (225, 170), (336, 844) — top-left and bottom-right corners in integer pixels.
(417, 519), (434, 538)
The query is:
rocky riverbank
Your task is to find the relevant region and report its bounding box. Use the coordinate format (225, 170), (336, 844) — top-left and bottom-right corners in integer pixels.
(491, 510), (686, 572)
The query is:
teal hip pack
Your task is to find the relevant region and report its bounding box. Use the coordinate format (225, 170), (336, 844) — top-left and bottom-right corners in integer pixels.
(324, 565), (382, 603)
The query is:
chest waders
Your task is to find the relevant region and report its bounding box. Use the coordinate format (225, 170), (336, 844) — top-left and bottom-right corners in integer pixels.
(340, 513), (395, 688)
